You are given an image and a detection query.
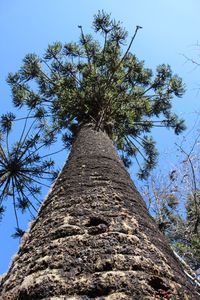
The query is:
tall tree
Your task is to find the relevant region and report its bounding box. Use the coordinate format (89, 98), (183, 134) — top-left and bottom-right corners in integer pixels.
(0, 11), (198, 299)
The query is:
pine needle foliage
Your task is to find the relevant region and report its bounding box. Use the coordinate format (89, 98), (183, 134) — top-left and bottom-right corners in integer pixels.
(0, 113), (59, 236)
(6, 11), (185, 179)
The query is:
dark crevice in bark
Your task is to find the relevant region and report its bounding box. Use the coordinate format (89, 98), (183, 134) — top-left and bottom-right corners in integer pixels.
(148, 276), (170, 291)
(148, 276), (171, 298)
(85, 216), (108, 227)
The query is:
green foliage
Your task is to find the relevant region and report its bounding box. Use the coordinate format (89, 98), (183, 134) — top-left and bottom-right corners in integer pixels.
(6, 10), (185, 178)
(0, 11), (187, 234)
(175, 235), (200, 270)
(0, 113), (60, 234)
(0, 113), (16, 133)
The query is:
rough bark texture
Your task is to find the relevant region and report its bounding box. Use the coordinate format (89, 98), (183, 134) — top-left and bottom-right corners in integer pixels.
(0, 124), (198, 299)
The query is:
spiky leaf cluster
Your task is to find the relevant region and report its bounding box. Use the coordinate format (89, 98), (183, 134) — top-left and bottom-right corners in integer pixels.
(0, 113), (60, 236)
(6, 10), (185, 177)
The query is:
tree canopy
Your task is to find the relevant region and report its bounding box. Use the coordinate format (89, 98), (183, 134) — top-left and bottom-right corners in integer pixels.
(0, 11), (186, 234)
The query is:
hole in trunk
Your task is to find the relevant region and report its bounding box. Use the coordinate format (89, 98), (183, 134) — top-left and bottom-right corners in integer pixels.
(148, 277), (170, 292)
(103, 261), (113, 271)
(85, 216), (108, 227)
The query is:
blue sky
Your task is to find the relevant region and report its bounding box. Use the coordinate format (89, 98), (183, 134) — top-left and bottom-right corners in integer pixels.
(1, 0), (200, 275)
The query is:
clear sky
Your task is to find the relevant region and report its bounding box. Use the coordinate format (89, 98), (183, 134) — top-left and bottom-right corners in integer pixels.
(1, 0), (200, 275)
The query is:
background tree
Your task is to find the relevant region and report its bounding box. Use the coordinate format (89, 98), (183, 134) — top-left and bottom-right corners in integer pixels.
(141, 133), (200, 289)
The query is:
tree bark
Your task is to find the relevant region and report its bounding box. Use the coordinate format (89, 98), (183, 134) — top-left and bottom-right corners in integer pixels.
(0, 124), (198, 299)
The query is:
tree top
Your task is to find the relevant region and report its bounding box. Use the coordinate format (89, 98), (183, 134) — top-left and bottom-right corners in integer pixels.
(0, 11), (186, 234)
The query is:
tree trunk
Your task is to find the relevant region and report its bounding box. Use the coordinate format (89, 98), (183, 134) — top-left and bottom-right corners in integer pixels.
(0, 124), (198, 299)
